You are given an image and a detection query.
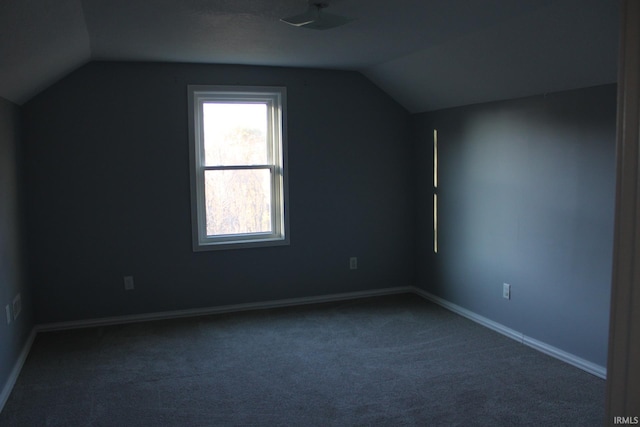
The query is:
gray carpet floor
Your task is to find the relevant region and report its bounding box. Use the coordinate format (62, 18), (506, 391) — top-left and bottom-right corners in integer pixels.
(0, 293), (604, 426)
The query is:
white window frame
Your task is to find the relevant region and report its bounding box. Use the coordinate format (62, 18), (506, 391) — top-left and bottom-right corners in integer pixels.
(187, 85), (289, 251)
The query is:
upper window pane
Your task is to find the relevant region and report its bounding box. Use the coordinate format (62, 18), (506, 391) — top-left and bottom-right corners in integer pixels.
(202, 102), (268, 166)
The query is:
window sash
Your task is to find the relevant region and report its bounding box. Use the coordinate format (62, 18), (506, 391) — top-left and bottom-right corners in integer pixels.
(196, 165), (279, 240)
(199, 99), (274, 167)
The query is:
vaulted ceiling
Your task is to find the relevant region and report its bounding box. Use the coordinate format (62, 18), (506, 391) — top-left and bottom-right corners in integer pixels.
(0, 0), (620, 113)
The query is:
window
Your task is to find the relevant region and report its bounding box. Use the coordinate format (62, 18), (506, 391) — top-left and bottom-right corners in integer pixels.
(188, 86), (289, 250)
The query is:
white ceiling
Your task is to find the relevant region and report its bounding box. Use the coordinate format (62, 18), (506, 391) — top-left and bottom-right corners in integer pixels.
(0, 0), (620, 112)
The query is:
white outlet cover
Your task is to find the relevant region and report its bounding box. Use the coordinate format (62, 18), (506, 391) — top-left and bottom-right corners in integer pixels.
(503, 283), (511, 299)
(5, 304), (11, 325)
(124, 276), (135, 290)
(349, 257), (358, 270)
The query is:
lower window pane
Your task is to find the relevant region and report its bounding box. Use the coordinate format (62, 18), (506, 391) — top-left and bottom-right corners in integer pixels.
(204, 169), (272, 236)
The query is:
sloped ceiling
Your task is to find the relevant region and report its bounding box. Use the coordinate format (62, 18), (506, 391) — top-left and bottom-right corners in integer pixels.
(0, 0), (619, 112)
(0, 0), (90, 105)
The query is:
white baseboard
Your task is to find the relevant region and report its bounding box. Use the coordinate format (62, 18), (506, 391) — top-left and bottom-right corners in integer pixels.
(411, 286), (607, 379)
(0, 328), (36, 414)
(412, 287), (524, 343)
(37, 286), (414, 332)
(522, 335), (607, 379)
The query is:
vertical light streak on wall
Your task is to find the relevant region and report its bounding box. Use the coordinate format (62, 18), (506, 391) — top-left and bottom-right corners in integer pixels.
(434, 129), (438, 188)
(434, 129), (438, 253)
(434, 194), (438, 253)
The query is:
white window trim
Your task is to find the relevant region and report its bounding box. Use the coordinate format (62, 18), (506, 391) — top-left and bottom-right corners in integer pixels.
(187, 85), (289, 251)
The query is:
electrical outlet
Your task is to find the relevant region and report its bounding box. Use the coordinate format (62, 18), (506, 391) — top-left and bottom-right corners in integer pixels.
(5, 304), (11, 325)
(124, 276), (135, 291)
(503, 283), (511, 300)
(349, 257), (358, 270)
(12, 294), (21, 320)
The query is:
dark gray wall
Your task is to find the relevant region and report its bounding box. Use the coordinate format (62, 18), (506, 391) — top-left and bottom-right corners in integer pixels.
(413, 84), (617, 367)
(22, 62), (414, 323)
(0, 96), (31, 391)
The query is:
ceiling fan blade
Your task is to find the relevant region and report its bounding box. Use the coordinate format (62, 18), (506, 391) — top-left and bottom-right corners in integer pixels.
(280, 5), (318, 27)
(281, 3), (353, 30)
(303, 11), (353, 30)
